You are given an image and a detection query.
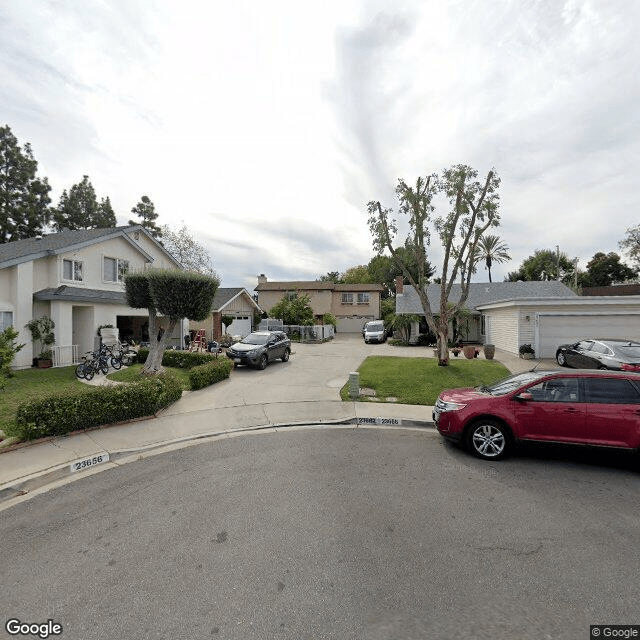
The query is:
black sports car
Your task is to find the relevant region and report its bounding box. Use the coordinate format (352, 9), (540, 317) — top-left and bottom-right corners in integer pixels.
(555, 339), (640, 372)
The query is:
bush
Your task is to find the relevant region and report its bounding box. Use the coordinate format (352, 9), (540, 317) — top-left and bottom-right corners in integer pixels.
(519, 343), (535, 355)
(136, 348), (216, 368)
(416, 333), (437, 347)
(189, 358), (234, 390)
(9, 373), (183, 440)
(218, 334), (235, 347)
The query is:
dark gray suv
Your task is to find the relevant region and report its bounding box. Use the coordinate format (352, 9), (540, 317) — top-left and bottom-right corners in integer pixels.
(226, 331), (291, 370)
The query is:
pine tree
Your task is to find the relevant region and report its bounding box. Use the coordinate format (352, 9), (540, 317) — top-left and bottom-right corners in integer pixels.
(129, 195), (161, 238)
(53, 175), (116, 230)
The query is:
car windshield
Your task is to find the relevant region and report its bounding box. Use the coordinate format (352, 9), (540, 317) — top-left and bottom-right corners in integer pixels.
(367, 322), (384, 331)
(482, 371), (548, 396)
(241, 333), (270, 345)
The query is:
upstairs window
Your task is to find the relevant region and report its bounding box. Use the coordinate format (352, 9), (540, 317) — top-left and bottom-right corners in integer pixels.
(63, 259), (83, 282)
(104, 257), (129, 283)
(357, 293), (370, 304)
(285, 291), (298, 301)
(341, 293), (353, 304)
(0, 311), (13, 330)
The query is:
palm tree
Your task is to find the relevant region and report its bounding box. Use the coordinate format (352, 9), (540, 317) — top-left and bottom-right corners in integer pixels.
(475, 235), (511, 282)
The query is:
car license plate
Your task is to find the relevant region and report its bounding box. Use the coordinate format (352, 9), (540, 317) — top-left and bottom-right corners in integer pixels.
(234, 358), (241, 364)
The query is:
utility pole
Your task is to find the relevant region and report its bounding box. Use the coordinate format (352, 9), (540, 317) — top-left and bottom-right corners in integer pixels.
(556, 245), (560, 281)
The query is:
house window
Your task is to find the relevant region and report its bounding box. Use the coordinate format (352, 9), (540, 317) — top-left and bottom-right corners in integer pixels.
(357, 293), (370, 304)
(480, 315), (486, 335)
(104, 257), (129, 283)
(341, 293), (354, 304)
(0, 311), (13, 330)
(63, 259), (83, 282)
(285, 291), (298, 301)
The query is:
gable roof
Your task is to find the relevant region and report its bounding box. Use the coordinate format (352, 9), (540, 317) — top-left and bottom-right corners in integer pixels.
(33, 286), (126, 304)
(0, 225), (180, 269)
(255, 280), (385, 292)
(213, 287), (262, 312)
(397, 281), (578, 314)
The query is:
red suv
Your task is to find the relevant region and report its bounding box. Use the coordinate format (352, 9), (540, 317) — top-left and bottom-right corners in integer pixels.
(433, 370), (640, 460)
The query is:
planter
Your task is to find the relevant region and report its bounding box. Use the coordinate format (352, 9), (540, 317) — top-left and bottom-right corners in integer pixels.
(521, 352), (534, 360)
(451, 349), (461, 358)
(462, 345), (476, 359)
(483, 344), (495, 360)
(37, 358), (53, 368)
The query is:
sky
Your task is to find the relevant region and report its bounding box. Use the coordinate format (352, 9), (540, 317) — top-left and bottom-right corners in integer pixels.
(1, 0), (639, 290)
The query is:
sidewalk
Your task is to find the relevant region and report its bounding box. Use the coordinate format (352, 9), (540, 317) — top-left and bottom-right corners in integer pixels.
(0, 346), (556, 506)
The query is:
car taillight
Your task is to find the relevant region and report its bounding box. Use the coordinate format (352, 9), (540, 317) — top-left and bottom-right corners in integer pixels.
(621, 363), (640, 372)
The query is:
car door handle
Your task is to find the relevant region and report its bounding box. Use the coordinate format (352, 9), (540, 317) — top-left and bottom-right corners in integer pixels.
(564, 407), (578, 413)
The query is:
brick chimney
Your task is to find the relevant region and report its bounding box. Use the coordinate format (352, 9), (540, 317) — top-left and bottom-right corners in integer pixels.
(257, 274), (267, 286)
(395, 276), (404, 295)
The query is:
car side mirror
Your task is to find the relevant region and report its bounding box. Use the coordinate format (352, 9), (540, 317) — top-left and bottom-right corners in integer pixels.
(515, 392), (533, 401)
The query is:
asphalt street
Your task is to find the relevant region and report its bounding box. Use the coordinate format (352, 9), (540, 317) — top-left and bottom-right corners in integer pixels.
(2, 427), (639, 640)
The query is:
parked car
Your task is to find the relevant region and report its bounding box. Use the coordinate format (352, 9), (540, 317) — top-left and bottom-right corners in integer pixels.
(363, 321), (387, 344)
(226, 331), (291, 370)
(433, 370), (640, 460)
(556, 339), (640, 372)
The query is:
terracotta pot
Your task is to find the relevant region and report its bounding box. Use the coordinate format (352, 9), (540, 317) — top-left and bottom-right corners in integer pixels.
(463, 346), (476, 359)
(483, 344), (495, 359)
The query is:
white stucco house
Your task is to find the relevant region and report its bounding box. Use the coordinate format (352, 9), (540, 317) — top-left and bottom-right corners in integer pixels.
(0, 225), (182, 368)
(395, 278), (640, 358)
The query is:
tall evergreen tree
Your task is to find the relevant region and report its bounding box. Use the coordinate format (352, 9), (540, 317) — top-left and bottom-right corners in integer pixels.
(53, 175), (115, 230)
(0, 125), (52, 243)
(129, 195), (161, 238)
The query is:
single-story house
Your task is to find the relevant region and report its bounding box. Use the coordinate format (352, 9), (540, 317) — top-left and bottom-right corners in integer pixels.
(395, 278), (640, 357)
(189, 287), (262, 340)
(0, 225), (183, 368)
(255, 274), (385, 332)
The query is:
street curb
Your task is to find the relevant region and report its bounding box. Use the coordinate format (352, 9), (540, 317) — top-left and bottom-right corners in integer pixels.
(0, 418), (435, 507)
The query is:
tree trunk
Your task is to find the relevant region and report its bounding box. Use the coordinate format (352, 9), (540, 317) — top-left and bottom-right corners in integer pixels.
(436, 316), (449, 366)
(142, 312), (178, 375)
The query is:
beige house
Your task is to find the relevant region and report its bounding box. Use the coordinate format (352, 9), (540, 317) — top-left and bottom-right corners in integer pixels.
(255, 274), (384, 333)
(0, 225), (182, 368)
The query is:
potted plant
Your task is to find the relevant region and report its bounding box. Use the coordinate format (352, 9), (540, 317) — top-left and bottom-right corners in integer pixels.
(519, 343), (535, 360)
(451, 347), (461, 357)
(483, 344), (495, 359)
(25, 315), (56, 368)
(463, 345), (476, 359)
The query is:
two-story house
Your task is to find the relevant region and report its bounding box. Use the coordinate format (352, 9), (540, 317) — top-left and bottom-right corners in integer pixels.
(255, 274), (384, 332)
(0, 225), (182, 368)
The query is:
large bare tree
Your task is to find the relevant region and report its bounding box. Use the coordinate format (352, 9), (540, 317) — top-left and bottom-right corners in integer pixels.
(368, 164), (501, 365)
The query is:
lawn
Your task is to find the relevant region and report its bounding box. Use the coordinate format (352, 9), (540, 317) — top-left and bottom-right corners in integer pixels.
(340, 356), (510, 405)
(107, 364), (191, 389)
(0, 366), (83, 435)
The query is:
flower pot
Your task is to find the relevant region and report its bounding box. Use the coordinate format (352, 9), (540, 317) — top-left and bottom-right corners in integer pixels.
(452, 349), (461, 358)
(521, 352), (534, 360)
(483, 344), (495, 359)
(37, 358), (53, 368)
(463, 345), (476, 359)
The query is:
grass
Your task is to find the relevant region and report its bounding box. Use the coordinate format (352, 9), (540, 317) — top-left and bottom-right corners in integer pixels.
(107, 364), (191, 389)
(0, 366), (84, 435)
(340, 356), (510, 405)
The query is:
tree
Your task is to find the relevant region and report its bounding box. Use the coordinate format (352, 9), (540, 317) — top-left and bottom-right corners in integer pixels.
(0, 326), (24, 389)
(129, 195), (161, 238)
(368, 165), (501, 365)
(269, 293), (315, 325)
(341, 265), (373, 284)
(506, 249), (575, 283)
(578, 252), (637, 288)
(619, 225), (640, 269)
(221, 315), (234, 333)
(125, 270), (219, 374)
(0, 124), (52, 243)
(160, 223), (217, 276)
(53, 175), (116, 230)
(474, 234), (511, 282)
(368, 245), (434, 298)
(317, 271), (341, 283)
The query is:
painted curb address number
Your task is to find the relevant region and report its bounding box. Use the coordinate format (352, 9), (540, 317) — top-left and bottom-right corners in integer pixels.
(359, 417), (402, 426)
(70, 453), (110, 473)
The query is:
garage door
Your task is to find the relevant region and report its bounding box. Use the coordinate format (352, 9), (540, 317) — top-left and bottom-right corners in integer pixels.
(227, 316), (251, 337)
(538, 314), (640, 358)
(337, 316), (373, 333)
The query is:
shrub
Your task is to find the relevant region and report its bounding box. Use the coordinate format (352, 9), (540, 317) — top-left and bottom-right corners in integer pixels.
(189, 358), (234, 390)
(519, 343), (535, 355)
(416, 333), (437, 347)
(135, 348), (216, 368)
(9, 373), (183, 440)
(0, 326), (24, 386)
(218, 334), (235, 347)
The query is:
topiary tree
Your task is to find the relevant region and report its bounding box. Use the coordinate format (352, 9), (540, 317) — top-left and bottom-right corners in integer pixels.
(221, 315), (234, 334)
(125, 269), (219, 374)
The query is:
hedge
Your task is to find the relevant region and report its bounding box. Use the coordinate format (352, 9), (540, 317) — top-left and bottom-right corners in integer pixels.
(9, 373), (183, 440)
(136, 348), (217, 369)
(189, 358), (234, 390)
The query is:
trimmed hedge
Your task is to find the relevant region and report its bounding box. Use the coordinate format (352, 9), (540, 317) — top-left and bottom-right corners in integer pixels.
(189, 358), (234, 390)
(136, 348), (217, 369)
(10, 373), (183, 440)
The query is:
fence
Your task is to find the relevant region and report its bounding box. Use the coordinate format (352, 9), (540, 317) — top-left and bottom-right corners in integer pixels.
(52, 344), (78, 367)
(258, 319), (335, 342)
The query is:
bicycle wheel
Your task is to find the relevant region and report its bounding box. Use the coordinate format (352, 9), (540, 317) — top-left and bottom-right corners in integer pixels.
(75, 364), (87, 379)
(84, 365), (95, 381)
(110, 356), (122, 370)
(100, 359), (109, 375)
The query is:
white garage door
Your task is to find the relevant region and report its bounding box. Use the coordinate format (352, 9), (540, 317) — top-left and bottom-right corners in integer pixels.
(227, 316), (251, 337)
(538, 314), (640, 358)
(337, 316), (373, 333)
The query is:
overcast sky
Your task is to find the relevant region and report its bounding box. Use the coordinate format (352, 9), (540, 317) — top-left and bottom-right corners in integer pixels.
(2, 0), (638, 289)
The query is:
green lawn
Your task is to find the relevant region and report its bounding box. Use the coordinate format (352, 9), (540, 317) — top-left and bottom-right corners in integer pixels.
(341, 356), (510, 405)
(0, 366), (83, 435)
(107, 364), (191, 389)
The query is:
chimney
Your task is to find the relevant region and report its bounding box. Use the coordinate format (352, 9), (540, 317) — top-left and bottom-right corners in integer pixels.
(395, 276), (404, 295)
(257, 274), (267, 286)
